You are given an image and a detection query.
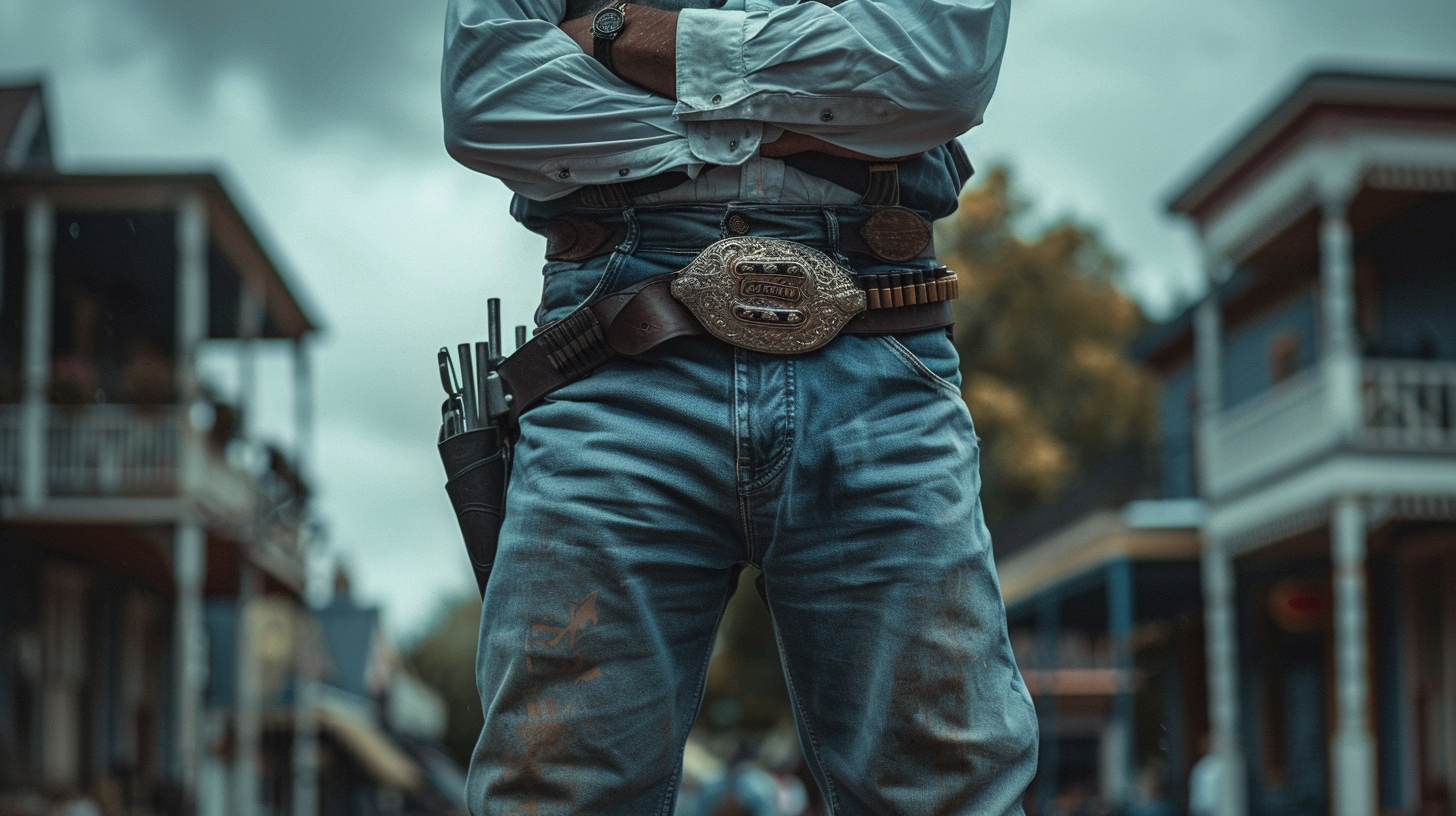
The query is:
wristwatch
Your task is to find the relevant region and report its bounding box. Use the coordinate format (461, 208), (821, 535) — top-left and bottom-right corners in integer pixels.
(591, 2), (629, 74)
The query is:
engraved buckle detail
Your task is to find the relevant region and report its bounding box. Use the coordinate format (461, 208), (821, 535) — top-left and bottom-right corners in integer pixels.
(670, 237), (866, 354)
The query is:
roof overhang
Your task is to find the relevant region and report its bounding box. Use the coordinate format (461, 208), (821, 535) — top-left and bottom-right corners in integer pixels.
(996, 507), (1201, 609)
(1167, 70), (1456, 226)
(1, 170), (319, 338)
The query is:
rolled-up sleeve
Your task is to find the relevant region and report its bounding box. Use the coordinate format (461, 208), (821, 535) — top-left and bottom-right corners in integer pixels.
(674, 0), (1009, 158)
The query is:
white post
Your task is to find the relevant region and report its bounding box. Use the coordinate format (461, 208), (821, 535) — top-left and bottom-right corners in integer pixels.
(20, 197), (53, 506)
(176, 193), (208, 404)
(1201, 535), (1247, 816)
(292, 338), (312, 482)
(173, 192), (211, 809)
(233, 564), (261, 816)
(173, 521), (207, 803)
(1193, 284), (1223, 496)
(1331, 496), (1375, 816)
(291, 668), (320, 816)
(1320, 193), (1361, 442)
(238, 282), (262, 440)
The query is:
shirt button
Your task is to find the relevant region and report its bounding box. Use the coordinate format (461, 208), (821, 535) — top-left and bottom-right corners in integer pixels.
(558, 168), (570, 179)
(820, 109), (834, 122)
(711, 94), (723, 105)
(618, 168), (630, 177)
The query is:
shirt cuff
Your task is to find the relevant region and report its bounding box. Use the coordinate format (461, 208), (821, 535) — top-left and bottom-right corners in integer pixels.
(674, 8), (750, 116)
(686, 120), (762, 166)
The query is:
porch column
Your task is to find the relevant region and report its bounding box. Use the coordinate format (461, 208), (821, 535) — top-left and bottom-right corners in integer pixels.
(1106, 559), (1135, 809)
(20, 197), (53, 506)
(1319, 193), (1361, 441)
(292, 337), (312, 480)
(176, 193), (208, 405)
(1331, 495), (1375, 816)
(234, 564), (261, 816)
(1193, 287), (1222, 496)
(172, 522), (207, 803)
(1036, 595), (1061, 813)
(292, 657), (320, 816)
(237, 281), (263, 439)
(1201, 536), (1246, 816)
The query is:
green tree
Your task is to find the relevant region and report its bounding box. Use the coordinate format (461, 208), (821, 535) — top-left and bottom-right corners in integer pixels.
(943, 166), (1157, 526)
(406, 595), (484, 766)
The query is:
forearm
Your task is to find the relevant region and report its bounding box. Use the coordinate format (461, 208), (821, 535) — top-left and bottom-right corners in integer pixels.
(444, 0), (709, 196)
(674, 0), (1009, 155)
(558, 5), (897, 160)
(559, 4), (678, 98)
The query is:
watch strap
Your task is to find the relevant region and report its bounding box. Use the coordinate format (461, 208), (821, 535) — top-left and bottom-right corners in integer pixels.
(593, 29), (616, 73)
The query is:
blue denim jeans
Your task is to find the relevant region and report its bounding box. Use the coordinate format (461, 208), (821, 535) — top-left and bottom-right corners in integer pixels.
(466, 205), (1038, 815)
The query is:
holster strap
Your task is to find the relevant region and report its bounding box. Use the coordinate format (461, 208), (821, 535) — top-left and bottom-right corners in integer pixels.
(496, 271), (955, 425)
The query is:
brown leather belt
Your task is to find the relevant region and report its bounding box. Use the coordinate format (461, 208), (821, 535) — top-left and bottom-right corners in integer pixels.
(494, 237), (958, 425)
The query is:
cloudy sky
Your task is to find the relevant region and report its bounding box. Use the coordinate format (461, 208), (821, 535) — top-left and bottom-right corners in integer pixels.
(3, 0), (1455, 637)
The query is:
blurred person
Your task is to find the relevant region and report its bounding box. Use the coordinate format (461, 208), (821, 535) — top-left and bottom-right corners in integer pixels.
(441, 0), (1038, 810)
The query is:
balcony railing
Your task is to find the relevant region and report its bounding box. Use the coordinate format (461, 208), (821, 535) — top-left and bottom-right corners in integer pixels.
(1207, 358), (1456, 499)
(52, 405), (182, 495)
(1363, 359), (1456, 451)
(1207, 367), (1333, 499)
(0, 404), (181, 495)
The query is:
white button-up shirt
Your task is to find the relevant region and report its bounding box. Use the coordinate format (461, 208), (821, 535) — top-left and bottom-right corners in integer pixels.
(442, 0), (1008, 204)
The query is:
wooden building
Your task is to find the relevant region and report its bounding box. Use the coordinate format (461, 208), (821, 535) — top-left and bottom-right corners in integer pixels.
(0, 82), (321, 816)
(1168, 70), (1456, 816)
(994, 70), (1456, 816)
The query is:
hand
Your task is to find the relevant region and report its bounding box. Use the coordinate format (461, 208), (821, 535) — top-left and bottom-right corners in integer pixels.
(760, 130), (924, 162)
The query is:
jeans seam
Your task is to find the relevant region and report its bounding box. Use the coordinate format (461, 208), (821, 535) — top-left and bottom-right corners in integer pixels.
(653, 574), (739, 816)
(578, 210), (639, 307)
(742, 357), (795, 495)
(762, 579), (842, 816)
(738, 491), (759, 564)
(880, 334), (964, 398)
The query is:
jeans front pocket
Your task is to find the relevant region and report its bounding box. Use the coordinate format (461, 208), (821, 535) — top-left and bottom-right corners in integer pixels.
(535, 255), (615, 328)
(881, 328), (963, 396)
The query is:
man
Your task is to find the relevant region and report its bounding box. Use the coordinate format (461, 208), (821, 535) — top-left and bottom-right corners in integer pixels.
(441, 0), (1038, 810)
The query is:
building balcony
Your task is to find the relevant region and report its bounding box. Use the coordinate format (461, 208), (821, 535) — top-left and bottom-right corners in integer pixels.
(0, 403), (308, 577)
(1206, 357), (1456, 501)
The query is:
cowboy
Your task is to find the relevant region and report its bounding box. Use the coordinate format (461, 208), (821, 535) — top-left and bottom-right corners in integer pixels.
(441, 0), (1038, 810)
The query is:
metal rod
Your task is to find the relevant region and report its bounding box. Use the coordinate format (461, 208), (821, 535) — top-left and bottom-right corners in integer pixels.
(487, 298), (502, 362)
(457, 343), (478, 430)
(475, 341), (490, 423)
(515, 325), (527, 351)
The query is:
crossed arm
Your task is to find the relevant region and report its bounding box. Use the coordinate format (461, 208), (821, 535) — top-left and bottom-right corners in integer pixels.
(442, 0), (1008, 199)
(555, 5), (893, 160)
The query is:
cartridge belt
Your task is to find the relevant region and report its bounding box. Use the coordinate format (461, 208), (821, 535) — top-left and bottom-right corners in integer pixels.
(493, 236), (958, 425)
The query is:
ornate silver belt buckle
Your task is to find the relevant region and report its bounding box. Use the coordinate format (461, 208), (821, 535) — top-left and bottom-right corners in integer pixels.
(670, 237), (866, 355)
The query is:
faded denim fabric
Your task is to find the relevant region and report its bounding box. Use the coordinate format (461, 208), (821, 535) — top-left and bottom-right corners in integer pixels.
(466, 206), (1038, 815)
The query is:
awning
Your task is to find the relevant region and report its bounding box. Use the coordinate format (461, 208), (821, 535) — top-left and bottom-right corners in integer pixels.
(316, 701), (424, 791)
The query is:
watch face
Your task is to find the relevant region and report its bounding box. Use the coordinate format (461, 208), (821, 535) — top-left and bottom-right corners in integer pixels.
(593, 7), (625, 36)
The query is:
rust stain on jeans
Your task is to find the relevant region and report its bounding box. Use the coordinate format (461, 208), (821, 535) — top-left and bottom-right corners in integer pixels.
(495, 591), (605, 810)
(531, 591), (599, 647)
